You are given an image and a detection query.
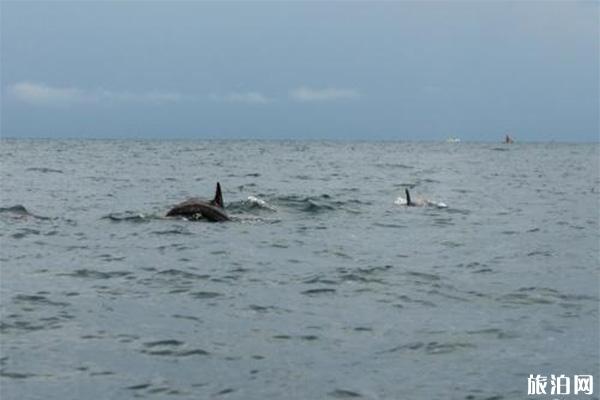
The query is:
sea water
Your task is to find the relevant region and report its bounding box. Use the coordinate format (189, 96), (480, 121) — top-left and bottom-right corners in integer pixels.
(1, 139), (598, 400)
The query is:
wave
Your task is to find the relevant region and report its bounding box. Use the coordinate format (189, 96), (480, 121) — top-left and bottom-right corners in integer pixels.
(151, 227), (192, 235)
(375, 162), (414, 169)
(246, 195), (275, 210)
(393, 197), (448, 208)
(0, 205), (30, 215)
(229, 193), (370, 216)
(101, 212), (154, 223)
(272, 194), (348, 214)
(26, 167), (63, 174)
(0, 205), (49, 220)
(229, 196), (277, 212)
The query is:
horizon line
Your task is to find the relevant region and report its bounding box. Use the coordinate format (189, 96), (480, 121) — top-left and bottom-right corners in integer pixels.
(1, 136), (598, 144)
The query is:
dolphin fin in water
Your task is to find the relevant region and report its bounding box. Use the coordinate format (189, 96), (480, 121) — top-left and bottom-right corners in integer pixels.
(212, 182), (224, 208)
(397, 188), (447, 208)
(167, 181), (229, 222)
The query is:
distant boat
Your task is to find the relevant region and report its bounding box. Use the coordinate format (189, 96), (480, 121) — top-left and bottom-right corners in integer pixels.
(504, 134), (514, 144)
(446, 137), (461, 143)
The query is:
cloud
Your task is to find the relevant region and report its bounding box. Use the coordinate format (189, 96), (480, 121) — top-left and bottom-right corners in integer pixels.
(96, 89), (182, 104)
(290, 86), (360, 102)
(211, 91), (271, 104)
(7, 82), (182, 106)
(9, 82), (86, 106)
(8, 83), (360, 108)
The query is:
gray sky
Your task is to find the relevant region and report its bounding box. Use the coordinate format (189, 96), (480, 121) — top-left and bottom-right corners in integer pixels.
(1, 1), (598, 141)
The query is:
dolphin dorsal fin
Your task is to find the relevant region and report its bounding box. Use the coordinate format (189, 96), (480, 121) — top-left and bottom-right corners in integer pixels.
(405, 189), (412, 206)
(213, 182), (224, 208)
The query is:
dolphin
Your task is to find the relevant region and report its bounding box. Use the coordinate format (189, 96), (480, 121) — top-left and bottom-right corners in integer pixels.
(395, 189), (447, 208)
(405, 188), (422, 207)
(166, 182), (229, 222)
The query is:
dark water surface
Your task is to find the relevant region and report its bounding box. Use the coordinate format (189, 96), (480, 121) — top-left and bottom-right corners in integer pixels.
(1, 140), (598, 400)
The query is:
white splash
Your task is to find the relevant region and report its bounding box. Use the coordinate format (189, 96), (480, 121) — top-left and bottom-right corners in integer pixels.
(394, 196), (447, 208)
(394, 197), (408, 206)
(247, 196), (276, 211)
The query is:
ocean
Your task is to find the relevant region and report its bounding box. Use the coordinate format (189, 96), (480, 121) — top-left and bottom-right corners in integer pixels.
(1, 139), (598, 400)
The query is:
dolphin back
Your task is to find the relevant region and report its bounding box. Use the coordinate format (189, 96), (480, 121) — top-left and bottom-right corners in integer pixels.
(166, 200), (229, 222)
(166, 182), (229, 222)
